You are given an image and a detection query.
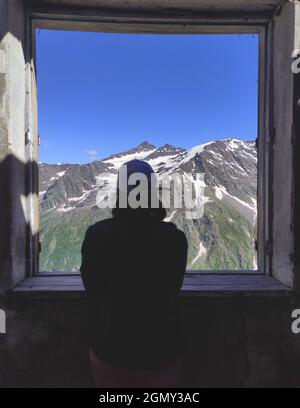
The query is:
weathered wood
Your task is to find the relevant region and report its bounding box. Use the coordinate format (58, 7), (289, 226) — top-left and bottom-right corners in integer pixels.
(32, 19), (263, 34)
(12, 274), (291, 299)
(17, 274), (284, 287)
(29, 0), (282, 17)
(16, 276), (83, 287)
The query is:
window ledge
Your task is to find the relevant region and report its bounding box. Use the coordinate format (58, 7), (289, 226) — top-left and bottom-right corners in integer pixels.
(10, 273), (292, 299)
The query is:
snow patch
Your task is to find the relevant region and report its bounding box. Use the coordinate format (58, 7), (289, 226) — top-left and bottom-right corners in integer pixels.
(226, 139), (243, 150)
(215, 186), (223, 200)
(253, 255), (258, 270)
(207, 159), (215, 166)
(103, 149), (156, 170)
(179, 141), (214, 165)
(215, 185), (257, 225)
(164, 210), (177, 222)
(68, 189), (92, 203)
(57, 206), (74, 213)
(219, 186), (256, 211)
(147, 155), (177, 171)
(191, 242), (207, 265)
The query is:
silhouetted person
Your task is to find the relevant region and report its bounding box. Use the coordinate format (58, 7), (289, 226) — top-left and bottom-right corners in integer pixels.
(80, 159), (188, 388)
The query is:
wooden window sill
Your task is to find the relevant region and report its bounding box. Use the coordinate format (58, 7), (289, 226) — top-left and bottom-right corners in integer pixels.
(10, 273), (292, 299)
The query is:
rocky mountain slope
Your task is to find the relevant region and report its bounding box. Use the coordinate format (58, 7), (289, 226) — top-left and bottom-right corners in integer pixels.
(39, 138), (257, 272)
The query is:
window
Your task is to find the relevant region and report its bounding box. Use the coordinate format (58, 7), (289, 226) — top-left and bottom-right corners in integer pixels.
(2, 0), (297, 294)
(36, 29), (260, 274)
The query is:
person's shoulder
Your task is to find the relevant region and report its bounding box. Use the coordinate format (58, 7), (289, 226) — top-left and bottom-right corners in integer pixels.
(159, 220), (181, 232)
(85, 217), (116, 237)
(159, 221), (187, 244)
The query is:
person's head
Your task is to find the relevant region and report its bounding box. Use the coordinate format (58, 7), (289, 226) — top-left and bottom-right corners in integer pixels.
(112, 159), (166, 220)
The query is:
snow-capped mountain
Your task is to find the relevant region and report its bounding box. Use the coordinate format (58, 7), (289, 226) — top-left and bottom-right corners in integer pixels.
(39, 138), (257, 272)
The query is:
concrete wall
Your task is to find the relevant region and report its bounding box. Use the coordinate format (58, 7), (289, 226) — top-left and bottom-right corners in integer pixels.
(272, 1), (296, 287)
(0, 295), (299, 388)
(0, 0), (28, 294)
(293, 1), (300, 294)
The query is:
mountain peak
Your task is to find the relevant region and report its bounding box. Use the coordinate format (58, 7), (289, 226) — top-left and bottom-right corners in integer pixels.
(144, 143), (186, 161)
(136, 141), (156, 150)
(101, 141), (156, 164)
(162, 143), (176, 150)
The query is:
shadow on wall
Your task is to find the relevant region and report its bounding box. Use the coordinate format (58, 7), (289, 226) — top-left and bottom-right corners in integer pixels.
(0, 0), (28, 58)
(0, 0), (35, 291)
(0, 154), (94, 388)
(0, 296), (94, 388)
(0, 154), (39, 294)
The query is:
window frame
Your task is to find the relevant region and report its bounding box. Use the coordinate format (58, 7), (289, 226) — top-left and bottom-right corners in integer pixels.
(26, 10), (273, 279)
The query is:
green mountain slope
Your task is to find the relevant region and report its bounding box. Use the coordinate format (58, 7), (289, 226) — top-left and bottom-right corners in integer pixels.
(39, 138), (257, 272)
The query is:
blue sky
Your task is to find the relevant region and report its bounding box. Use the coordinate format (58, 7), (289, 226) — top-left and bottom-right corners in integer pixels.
(36, 30), (258, 164)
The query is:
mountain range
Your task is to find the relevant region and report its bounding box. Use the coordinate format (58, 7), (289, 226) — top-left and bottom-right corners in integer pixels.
(39, 138), (257, 272)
